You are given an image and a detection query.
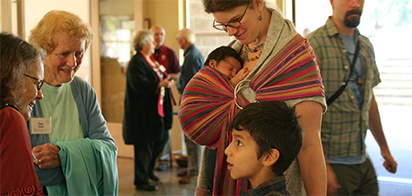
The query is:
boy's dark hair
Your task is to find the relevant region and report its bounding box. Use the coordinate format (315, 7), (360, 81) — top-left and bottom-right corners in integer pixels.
(231, 101), (303, 176)
(204, 46), (243, 67)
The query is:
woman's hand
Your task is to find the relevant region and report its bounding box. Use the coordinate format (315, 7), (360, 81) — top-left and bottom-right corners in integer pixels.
(158, 77), (174, 88)
(32, 143), (61, 169)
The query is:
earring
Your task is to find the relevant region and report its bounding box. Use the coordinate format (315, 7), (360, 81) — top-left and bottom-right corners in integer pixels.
(259, 15), (262, 21)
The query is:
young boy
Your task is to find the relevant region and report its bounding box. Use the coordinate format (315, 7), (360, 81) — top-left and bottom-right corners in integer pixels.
(225, 101), (303, 195)
(205, 46), (250, 87)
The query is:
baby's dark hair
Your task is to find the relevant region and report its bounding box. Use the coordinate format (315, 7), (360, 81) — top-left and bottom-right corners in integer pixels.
(204, 46), (243, 67)
(231, 101), (303, 176)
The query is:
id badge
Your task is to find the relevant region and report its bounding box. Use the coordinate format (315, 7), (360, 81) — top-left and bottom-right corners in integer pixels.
(159, 65), (166, 73)
(30, 117), (52, 134)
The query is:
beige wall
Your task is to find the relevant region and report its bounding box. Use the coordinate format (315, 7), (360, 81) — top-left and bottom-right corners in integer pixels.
(0, 0), (10, 32)
(143, 0), (185, 154)
(144, 0), (182, 59)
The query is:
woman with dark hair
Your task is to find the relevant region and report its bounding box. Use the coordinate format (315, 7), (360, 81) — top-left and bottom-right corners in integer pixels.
(1, 32), (44, 195)
(179, 0), (327, 195)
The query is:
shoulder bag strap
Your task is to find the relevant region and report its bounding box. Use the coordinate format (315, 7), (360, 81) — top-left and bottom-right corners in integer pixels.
(327, 39), (360, 106)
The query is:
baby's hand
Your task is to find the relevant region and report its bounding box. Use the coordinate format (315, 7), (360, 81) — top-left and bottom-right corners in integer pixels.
(230, 68), (250, 87)
(236, 68), (250, 79)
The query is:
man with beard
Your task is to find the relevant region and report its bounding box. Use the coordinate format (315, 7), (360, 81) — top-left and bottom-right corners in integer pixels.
(307, 0), (397, 195)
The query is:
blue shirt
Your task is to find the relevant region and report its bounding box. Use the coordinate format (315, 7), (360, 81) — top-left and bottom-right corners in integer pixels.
(342, 34), (364, 109)
(177, 44), (204, 94)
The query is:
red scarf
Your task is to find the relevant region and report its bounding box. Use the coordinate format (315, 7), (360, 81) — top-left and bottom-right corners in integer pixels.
(141, 52), (167, 117)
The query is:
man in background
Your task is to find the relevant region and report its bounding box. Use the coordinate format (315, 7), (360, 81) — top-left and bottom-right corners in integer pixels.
(150, 25), (180, 78)
(150, 25), (180, 171)
(176, 28), (204, 184)
(307, 0), (397, 195)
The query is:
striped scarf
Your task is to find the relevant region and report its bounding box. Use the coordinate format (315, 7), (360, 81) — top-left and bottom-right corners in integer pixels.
(178, 34), (324, 195)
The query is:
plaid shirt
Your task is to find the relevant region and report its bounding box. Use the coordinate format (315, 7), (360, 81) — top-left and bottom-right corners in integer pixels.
(306, 17), (381, 159)
(242, 176), (289, 196)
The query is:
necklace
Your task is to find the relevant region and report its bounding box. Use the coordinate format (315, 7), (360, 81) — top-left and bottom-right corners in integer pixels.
(245, 43), (264, 52)
(244, 43), (264, 62)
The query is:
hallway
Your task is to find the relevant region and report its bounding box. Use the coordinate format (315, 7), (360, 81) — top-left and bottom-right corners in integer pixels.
(117, 157), (196, 196)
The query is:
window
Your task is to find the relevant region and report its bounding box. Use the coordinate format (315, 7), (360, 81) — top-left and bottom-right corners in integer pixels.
(100, 16), (135, 67)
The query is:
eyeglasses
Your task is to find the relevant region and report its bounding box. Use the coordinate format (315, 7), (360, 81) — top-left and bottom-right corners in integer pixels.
(24, 74), (44, 91)
(213, 0), (251, 31)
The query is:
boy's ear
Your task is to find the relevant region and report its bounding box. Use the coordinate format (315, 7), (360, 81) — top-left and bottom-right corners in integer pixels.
(263, 149), (280, 167)
(209, 59), (217, 68)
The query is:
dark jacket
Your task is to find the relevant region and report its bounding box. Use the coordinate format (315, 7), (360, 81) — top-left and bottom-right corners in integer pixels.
(123, 53), (172, 144)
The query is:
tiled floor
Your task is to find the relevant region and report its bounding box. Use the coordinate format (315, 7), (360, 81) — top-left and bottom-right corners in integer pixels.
(117, 157), (197, 196)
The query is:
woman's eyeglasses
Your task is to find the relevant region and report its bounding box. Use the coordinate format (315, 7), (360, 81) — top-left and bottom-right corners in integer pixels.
(24, 74), (44, 91)
(213, 1), (251, 31)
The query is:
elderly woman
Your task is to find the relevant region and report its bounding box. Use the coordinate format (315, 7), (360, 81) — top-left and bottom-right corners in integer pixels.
(28, 10), (118, 195)
(123, 30), (174, 191)
(179, 0), (327, 195)
(0, 33), (44, 195)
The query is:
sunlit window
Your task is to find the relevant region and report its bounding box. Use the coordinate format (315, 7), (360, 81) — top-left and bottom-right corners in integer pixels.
(100, 16), (135, 67)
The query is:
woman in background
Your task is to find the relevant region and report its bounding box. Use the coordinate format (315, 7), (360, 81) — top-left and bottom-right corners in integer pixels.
(123, 30), (174, 192)
(0, 32), (44, 195)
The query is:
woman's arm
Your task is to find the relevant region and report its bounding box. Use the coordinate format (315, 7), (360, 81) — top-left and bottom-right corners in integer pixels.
(127, 55), (160, 94)
(295, 101), (327, 195)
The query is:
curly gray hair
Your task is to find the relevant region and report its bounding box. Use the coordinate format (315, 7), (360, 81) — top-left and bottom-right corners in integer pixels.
(133, 30), (153, 52)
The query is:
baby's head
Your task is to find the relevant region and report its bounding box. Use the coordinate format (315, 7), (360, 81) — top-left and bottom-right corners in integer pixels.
(205, 46), (243, 79)
(225, 101), (303, 181)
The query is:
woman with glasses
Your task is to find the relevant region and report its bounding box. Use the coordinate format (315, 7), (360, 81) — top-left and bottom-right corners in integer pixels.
(1, 32), (44, 195)
(27, 10), (118, 195)
(179, 0), (327, 195)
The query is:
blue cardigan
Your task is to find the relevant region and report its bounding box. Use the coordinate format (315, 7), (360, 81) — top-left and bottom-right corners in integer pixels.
(28, 76), (117, 188)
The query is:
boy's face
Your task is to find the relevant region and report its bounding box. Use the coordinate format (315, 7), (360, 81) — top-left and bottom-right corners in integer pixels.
(209, 57), (241, 79)
(225, 128), (265, 181)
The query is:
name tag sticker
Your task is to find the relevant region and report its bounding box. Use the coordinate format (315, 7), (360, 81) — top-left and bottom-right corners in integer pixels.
(159, 65), (166, 73)
(31, 117), (52, 134)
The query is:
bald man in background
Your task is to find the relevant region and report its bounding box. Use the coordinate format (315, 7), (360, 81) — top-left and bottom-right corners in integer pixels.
(150, 25), (180, 78)
(150, 25), (180, 171)
(175, 28), (204, 184)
